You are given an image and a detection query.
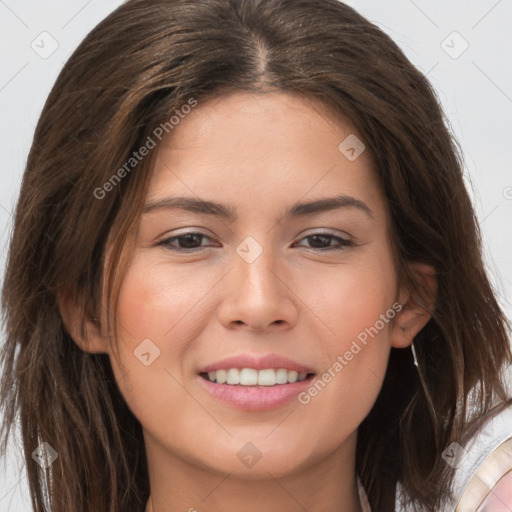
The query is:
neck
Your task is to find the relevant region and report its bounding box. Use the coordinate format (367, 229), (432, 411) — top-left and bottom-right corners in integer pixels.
(143, 430), (364, 512)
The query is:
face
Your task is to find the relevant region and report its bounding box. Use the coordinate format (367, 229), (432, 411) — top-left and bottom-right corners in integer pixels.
(106, 91), (405, 478)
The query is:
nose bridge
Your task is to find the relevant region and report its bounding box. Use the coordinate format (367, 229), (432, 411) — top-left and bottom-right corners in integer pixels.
(235, 235), (281, 304)
(218, 235), (297, 330)
(238, 240), (278, 295)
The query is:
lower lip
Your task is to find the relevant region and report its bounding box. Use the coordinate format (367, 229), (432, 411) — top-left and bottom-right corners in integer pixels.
(198, 374), (315, 411)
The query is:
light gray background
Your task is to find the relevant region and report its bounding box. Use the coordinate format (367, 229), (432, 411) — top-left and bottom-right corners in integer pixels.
(1, 1), (511, 510)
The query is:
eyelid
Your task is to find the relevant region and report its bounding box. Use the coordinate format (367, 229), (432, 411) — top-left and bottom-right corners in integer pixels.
(293, 230), (355, 250)
(297, 227), (353, 240)
(157, 229), (216, 247)
(157, 227), (212, 241)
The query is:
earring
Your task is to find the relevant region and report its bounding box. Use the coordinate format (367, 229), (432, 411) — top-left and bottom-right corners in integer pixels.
(411, 341), (419, 368)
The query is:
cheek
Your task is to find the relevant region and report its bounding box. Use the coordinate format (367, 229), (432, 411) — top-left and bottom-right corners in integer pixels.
(115, 258), (221, 345)
(299, 253), (397, 353)
(109, 259), (215, 423)
(293, 254), (396, 426)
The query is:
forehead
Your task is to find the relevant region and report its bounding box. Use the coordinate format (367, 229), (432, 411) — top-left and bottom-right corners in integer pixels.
(146, 91), (386, 223)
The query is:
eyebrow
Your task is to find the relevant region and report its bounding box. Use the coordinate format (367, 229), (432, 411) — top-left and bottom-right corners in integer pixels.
(142, 194), (373, 220)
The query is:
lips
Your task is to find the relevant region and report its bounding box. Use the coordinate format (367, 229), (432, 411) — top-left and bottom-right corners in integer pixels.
(198, 375), (315, 410)
(197, 353), (316, 411)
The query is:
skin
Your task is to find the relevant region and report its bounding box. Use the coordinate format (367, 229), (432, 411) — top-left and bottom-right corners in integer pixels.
(62, 91), (435, 512)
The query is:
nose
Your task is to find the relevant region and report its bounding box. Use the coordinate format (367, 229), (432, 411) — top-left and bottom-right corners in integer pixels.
(217, 243), (299, 332)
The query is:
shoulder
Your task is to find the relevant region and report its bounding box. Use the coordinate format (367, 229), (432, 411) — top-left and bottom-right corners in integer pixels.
(455, 404), (512, 511)
(477, 469), (512, 511)
(395, 402), (512, 512)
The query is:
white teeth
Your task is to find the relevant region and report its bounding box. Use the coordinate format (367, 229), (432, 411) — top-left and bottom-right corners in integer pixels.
(226, 368), (239, 385)
(276, 368), (288, 384)
(257, 369), (275, 386)
(204, 368), (310, 386)
(240, 368), (258, 385)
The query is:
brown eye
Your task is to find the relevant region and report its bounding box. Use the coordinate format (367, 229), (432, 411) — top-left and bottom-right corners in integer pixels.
(158, 232), (217, 251)
(295, 233), (354, 251)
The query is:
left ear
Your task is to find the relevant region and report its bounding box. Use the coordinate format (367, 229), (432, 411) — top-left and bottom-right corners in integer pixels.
(390, 263), (438, 349)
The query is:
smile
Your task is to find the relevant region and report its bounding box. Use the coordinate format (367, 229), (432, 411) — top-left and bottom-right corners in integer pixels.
(200, 368), (312, 386)
(198, 371), (316, 410)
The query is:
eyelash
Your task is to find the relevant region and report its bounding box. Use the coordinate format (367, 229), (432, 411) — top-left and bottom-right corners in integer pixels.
(157, 231), (355, 252)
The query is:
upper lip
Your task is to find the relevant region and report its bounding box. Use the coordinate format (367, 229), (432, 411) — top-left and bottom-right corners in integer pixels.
(199, 354), (315, 374)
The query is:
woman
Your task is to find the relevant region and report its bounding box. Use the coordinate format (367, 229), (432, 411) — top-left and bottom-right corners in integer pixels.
(1, 1), (511, 511)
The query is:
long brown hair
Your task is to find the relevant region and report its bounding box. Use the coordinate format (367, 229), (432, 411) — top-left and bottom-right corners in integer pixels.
(1, 1), (511, 511)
